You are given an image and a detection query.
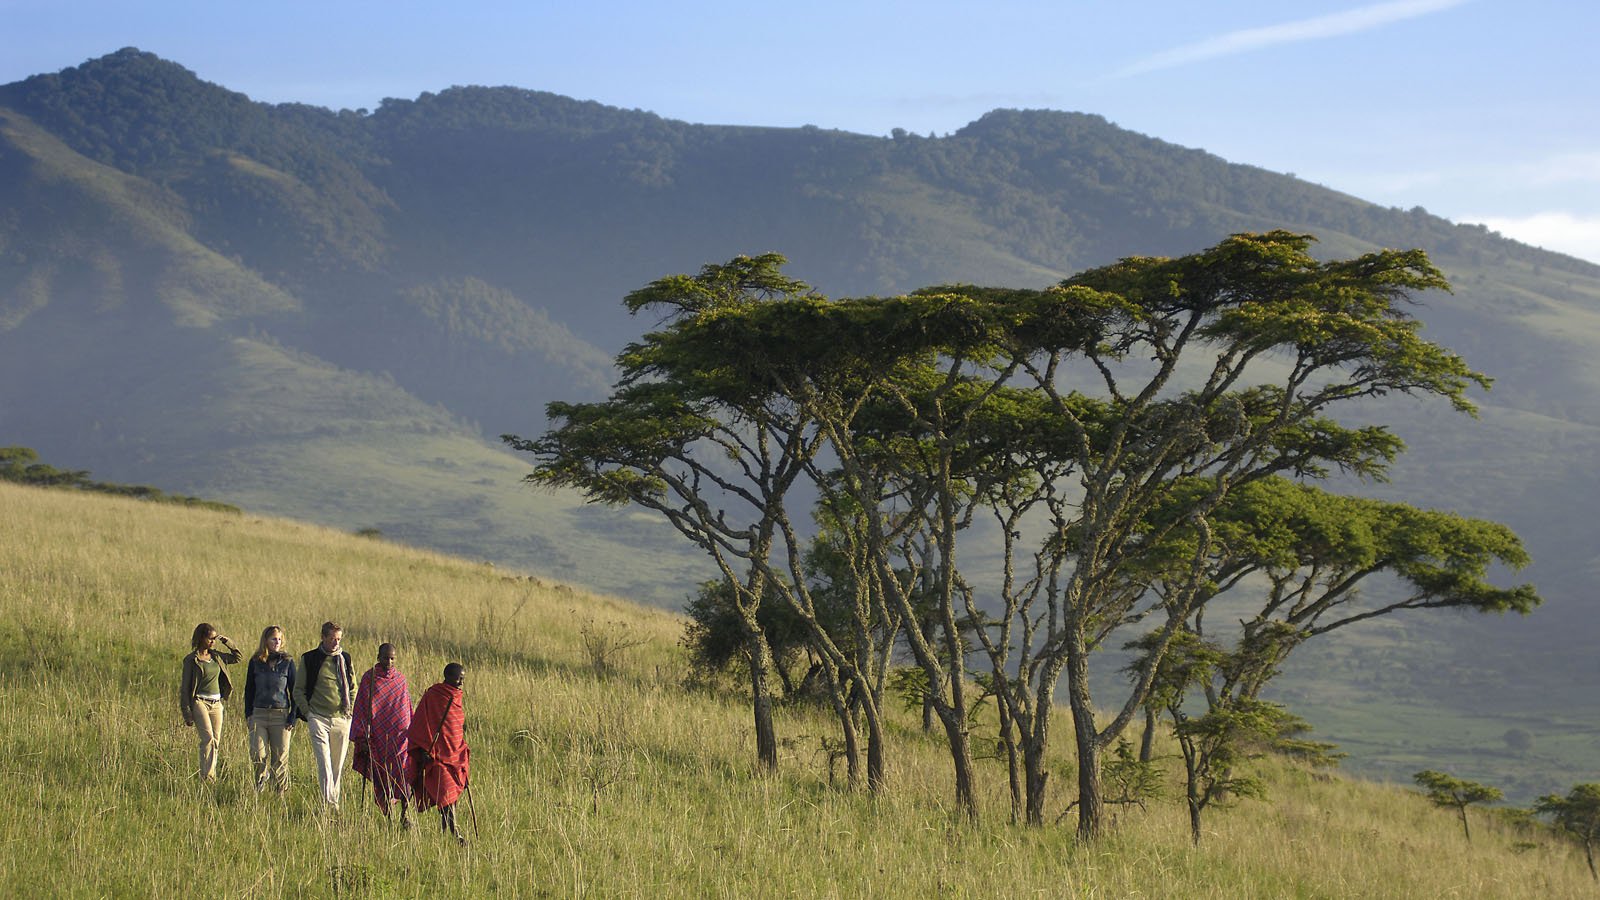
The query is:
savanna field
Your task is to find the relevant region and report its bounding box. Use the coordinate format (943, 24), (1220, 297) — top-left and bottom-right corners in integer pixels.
(1, 482), (1593, 898)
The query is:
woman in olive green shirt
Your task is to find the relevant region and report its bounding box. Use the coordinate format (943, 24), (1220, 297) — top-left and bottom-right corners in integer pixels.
(179, 622), (242, 783)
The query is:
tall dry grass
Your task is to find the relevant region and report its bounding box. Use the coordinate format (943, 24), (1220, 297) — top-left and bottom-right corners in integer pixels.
(0, 481), (1592, 897)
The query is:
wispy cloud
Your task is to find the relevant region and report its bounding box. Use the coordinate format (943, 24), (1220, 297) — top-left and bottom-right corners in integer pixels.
(1112, 0), (1471, 79)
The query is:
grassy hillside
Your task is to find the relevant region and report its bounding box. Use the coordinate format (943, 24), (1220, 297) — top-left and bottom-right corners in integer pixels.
(1, 482), (1593, 897)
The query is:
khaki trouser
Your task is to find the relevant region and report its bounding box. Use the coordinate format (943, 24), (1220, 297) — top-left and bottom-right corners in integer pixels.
(306, 713), (351, 807)
(248, 707), (295, 793)
(191, 698), (224, 782)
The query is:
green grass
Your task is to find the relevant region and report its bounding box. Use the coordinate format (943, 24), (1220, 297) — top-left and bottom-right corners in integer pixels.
(3, 482), (1597, 897)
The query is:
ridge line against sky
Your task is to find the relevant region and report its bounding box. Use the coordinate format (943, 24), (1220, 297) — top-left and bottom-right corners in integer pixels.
(2, 0), (1597, 264)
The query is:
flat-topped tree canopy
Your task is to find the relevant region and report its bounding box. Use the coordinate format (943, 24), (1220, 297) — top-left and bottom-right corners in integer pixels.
(1121, 474), (1540, 624)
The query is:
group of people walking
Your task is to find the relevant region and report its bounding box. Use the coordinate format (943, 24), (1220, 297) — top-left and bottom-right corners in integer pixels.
(178, 620), (473, 843)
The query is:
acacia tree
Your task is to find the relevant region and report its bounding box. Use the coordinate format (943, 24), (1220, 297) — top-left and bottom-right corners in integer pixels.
(655, 289), (1029, 815)
(531, 266), (991, 793)
(1414, 769), (1503, 843)
(941, 231), (1493, 839)
(515, 233), (1510, 838)
(830, 359), (1020, 820)
(1115, 475), (1539, 762)
(756, 294), (1022, 816)
(1537, 784), (1600, 881)
(682, 577), (820, 696)
(943, 380), (1087, 824)
(506, 254), (823, 774)
(1155, 636), (1292, 846)
(1185, 478), (1535, 705)
(796, 492), (907, 789)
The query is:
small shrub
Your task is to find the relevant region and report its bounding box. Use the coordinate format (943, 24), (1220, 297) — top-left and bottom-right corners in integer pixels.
(579, 619), (648, 675)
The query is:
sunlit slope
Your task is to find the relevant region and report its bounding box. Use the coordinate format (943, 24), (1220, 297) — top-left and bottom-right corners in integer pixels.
(0, 107), (300, 329)
(0, 309), (697, 602)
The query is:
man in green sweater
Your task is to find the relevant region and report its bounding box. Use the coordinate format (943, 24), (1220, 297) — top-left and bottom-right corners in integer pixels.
(295, 621), (356, 808)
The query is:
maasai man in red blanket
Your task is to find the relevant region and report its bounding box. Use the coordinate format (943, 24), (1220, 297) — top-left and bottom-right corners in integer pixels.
(409, 662), (470, 844)
(351, 642), (413, 827)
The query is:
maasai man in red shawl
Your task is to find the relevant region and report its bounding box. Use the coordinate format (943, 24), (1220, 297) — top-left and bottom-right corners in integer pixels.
(351, 642), (413, 827)
(409, 662), (470, 844)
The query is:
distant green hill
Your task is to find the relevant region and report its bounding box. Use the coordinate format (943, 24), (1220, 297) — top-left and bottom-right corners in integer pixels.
(2, 48), (1598, 796)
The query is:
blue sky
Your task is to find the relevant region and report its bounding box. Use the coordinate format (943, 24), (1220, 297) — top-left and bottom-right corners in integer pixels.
(5, 0), (1597, 263)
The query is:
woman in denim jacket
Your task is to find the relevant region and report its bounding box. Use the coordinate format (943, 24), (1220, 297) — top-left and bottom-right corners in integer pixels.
(243, 625), (298, 794)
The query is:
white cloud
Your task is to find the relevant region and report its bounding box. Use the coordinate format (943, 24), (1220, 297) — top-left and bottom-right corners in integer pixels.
(1113, 0), (1471, 78)
(1465, 212), (1600, 266)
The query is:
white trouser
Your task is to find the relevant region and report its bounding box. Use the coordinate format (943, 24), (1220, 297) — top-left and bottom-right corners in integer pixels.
(306, 713), (351, 806)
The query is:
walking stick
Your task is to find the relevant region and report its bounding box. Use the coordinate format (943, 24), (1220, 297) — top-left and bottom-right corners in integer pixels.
(464, 776), (480, 841)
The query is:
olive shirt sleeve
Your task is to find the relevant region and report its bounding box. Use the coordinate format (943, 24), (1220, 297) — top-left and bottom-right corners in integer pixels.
(214, 638), (243, 665)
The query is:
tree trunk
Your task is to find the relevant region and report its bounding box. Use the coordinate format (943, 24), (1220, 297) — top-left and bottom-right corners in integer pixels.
(825, 666), (862, 789)
(1071, 716), (1103, 841)
(1066, 628), (1103, 841)
(1182, 735), (1202, 845)
(1023, 738), (1050, 827)
(1459, 806), (1472, 843)
(838, 705), (862, 788)
(846, 646), (888, 793)
(745, 628), (779, 774)
(1188, 792), (1203, 846)
(865, 703), (886, 793)
(997, 695), (1022, 824)
(1584, 839), (1596, 881)
(1139, 706), (1157, 763)
(853, 679), (887, 793)
(934, 566), (978, 822)
(1021, 696), (1052, 826)
(936, 704), (979, 822)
